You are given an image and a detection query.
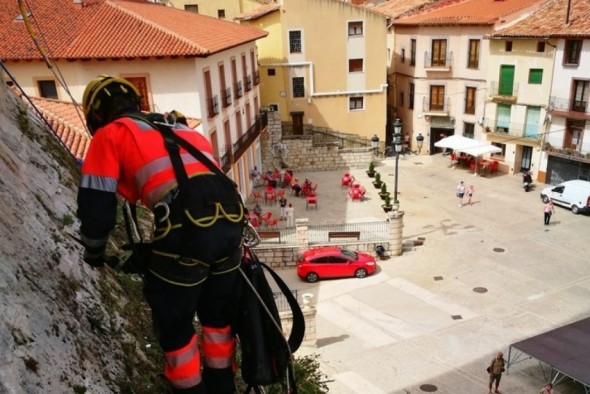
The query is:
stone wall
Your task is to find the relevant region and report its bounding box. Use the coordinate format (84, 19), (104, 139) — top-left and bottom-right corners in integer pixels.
(261, 110), (373, 172)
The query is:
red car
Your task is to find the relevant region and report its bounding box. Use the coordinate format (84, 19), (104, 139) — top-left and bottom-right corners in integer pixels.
(297, 246), (377, 283)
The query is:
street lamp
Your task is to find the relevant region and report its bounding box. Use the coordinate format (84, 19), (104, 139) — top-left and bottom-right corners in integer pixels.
(393, 119), (403, 204)
(416, 133), (424, 154)
(371, 134), (380, 156)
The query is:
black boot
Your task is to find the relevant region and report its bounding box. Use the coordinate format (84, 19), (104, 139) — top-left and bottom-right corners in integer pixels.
(203, 366), (236, 394)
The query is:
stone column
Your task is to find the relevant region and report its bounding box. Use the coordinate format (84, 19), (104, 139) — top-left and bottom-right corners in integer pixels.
(295, 217), (309, 251)
(388, 210), (405, 256)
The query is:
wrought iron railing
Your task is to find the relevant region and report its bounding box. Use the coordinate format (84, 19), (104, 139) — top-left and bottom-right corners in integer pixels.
(220, 111), (268, 172)
(549, 96), (590, 115)
(424, 51), (453, 69)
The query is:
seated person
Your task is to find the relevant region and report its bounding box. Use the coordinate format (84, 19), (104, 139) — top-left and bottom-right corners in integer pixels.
(252, 202), (262, 217)
(291, 179), (302, 197)
(264, 170), (277, 188)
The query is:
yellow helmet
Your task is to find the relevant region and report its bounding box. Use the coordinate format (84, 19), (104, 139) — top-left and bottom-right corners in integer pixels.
(82, 75), (141, 133)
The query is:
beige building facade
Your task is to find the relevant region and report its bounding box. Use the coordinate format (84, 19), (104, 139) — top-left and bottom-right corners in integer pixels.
(239, 0), (388, 141)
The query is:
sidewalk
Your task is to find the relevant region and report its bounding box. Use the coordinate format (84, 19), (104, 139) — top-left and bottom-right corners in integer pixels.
(275, 154), (589, 394)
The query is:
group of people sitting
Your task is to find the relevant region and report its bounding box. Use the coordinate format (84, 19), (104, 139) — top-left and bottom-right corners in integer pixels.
(250, 166), (293, 189)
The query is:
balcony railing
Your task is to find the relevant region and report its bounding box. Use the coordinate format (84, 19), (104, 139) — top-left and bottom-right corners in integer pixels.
(246, 75), (252, 92)
(222, 87), (232, 108)
(489, 81), (520, 100)
(422, 95), (451, 114)
(549, 96), (590, 116)
(254, 71), (260, 86)
(424, 51), (453, 70)
(235, 81), (243, 99)
(484, 119), (541, 140)
(207, 95), (219, 118)
(220, 111), (268, 173)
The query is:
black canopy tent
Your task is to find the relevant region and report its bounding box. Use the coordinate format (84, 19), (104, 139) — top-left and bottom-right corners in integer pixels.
(507, 317), (590, 393)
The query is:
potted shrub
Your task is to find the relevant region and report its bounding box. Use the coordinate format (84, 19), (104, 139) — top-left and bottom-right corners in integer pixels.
(382, 195), (393, 212)
(366, 161), (376, 178)
(379, 183), (390, 200)
(372, 172), (382, 188)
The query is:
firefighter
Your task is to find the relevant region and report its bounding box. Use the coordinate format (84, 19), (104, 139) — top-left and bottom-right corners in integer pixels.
(77, 75), (244, 393)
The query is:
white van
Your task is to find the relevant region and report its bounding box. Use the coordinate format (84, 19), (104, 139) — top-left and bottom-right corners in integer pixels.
(540, 180), (590, 214)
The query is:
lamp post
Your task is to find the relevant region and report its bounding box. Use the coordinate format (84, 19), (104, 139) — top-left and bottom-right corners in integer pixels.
(371, 134), (380, 156)
(393, 119), (403, 204)
(416, 133), (424, 154)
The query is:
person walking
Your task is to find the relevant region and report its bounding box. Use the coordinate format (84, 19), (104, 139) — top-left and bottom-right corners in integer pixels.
(77, 75), (244, 394)
(544, 200), (555, 225)
(456, 181), (465, 207)
(487, 351), (506, 394)
(539, 383), (554, 394)
(279, 196), (288, 221)
(286, 202), (295, 228)
(465, 185), (475, 205)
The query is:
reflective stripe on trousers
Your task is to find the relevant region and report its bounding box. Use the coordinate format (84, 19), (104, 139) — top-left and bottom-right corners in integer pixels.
(164, 334), (202, 389)
(202, 325), (235, 369)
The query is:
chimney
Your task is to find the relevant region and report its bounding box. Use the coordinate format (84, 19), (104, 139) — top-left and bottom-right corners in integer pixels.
(73, 0), (83, 7)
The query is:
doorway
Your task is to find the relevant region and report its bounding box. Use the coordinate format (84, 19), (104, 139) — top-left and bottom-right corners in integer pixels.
(430, 128), (454, 154)
(520, 146), (533, 172)
(290, 111), (304, 135)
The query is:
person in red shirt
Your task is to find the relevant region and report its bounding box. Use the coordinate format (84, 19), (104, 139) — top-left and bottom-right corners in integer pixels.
(78, 75), (244, 394)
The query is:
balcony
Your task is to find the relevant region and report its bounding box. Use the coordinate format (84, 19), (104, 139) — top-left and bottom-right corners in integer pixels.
(207, 95), (219, 118)
(235, 81), (243, 99)
(483, 119), (541, 147)
(220, 111), (268, 173)
(422, 95), (451, 116)
(245, 75), (252, 92)
(549, 96), (590, 120)
(254, 71), (260, 86)
(222, 87), (232, 108)
(489, 81), (519, 103)
(424, 51), (453, 72)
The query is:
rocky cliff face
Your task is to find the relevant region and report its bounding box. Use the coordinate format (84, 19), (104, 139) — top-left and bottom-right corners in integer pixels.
(0, 80), (165, 393)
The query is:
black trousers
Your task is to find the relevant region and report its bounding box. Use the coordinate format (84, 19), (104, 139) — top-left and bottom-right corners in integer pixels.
(144, 219), (243, 392)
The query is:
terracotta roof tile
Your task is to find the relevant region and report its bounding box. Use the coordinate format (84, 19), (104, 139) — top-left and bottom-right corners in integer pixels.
(0, 0), (268, 61)
(235, 3), (280, 21)
(22, 96), (201, 160)
(393, 0), (547, 26)
(374, 0), (443, 19)
(492, 0), (590, 38)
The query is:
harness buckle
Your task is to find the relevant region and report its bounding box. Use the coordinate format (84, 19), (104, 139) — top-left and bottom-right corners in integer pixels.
(243, 222), (261, 247)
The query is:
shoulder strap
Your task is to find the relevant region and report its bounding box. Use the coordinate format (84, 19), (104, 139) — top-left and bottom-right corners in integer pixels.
(259, 261), (305, 353)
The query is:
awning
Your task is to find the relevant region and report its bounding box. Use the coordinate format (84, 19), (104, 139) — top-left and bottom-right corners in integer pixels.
(434, 135), (481, 150)
(457, 144), (502, 156)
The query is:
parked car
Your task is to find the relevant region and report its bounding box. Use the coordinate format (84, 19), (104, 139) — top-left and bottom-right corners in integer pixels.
(297, 246), (377, 283)
(540, 180), (590, 214)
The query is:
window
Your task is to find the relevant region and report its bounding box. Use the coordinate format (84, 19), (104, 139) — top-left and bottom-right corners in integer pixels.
(349, 97), (363, 110)
(219, 63), (230, 108)
(430, 85), (445, 111)
(505, 41), (513, 52)
(564, 39), (582, 65)
(289, 30), (302, 54)
(410, 39), (416, 66)
(528, 69), (543, 84)
(537, 41), (545, 52)
(496, 104), (511, 132)
(184, 4), (198, 13)
(467, 39), (480, 68)
(431, 39), (447, 66)
(464, 122), (475, 139)
(231, 58), (240, 100)
(348, 21), (363, 36)
(37, 80), (57, 99)
(348, 59), (363, 72)
(465, 86), (476, 114)
(267, 68), (276, 76)
(491, 142), (506, 158)
(269, 104), (279, 112)
(409, 83), (415, 110)
(217, 9), (225, 19)
(401, 48), (405, 63)
(292, 77), (304, 98)
(122, 76), (150, 111)
(399, 92), (404, 108)
(571, 80), (589, 112)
